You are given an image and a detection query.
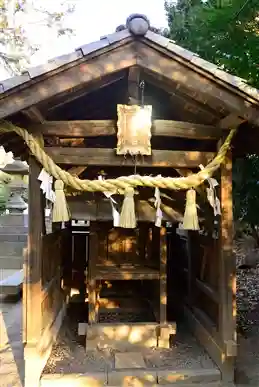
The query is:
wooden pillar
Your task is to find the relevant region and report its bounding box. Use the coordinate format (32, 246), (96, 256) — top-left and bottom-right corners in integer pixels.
(219, 149), (236, 383)
(160, 226), (167, 324)
(24, 156), (44, 345)
(88, 229), (99, 324)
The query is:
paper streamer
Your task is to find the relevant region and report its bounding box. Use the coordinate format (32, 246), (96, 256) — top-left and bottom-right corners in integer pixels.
(38, 168), (56, 203)
(199, 164), (221, 216)
(98, 175), (120, 227)
(154, 183), (163, 227)
(0, 146), (14, 168)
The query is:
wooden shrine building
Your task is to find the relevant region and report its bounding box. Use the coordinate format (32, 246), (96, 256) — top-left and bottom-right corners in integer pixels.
(1, 13), (259, 387)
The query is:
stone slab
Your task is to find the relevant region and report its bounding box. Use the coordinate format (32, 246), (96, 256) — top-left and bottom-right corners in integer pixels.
(40, 372), (107, 387)
(0, 234), (27, 242)
(115, 352), (146, 369)
(157, 368), (221, 385)
(157, 324), (177, 349)
(86, 323), (158, 350)
(0, 241), (25, 256)
(78, 322), (87, 336)
(108, 369), (157, 386)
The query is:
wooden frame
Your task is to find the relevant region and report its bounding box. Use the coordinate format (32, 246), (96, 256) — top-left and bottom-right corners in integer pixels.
(31, 119), (223, 139)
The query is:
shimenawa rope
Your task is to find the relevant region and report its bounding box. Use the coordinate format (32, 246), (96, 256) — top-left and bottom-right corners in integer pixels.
(0, 121), (235, 193)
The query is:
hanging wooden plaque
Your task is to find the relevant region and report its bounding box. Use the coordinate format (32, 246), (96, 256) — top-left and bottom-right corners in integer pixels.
(116, 104), (152, 155)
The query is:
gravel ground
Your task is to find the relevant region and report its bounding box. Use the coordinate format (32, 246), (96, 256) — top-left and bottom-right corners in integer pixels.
(235, 240), (259, 333)
(43, 312), (217, 374)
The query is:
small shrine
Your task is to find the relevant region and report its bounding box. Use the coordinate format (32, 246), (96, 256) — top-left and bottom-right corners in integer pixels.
(0, 12), (258, 387)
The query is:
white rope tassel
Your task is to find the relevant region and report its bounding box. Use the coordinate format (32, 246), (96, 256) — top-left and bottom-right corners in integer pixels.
(52, 180), (70, 223)
(183, 189), (199, 230)
(119, 186), (136, 228)
(154, 186), (163, 227)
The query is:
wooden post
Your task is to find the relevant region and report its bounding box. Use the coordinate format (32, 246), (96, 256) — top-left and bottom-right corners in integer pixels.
(186, 232), (193, 305)
(88, 229), (99, 324)
(160, 226), (167, 324)
(24, 156), (44, 345)
(219, 149), (236, 383)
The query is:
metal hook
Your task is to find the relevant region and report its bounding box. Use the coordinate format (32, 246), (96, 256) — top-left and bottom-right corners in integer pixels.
(139, 80), (145, 106)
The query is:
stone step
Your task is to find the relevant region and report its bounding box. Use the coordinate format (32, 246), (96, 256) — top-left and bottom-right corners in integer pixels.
(0, 234), (27, 242)
(0, 226), (28, 234)
(0, 269), (23, 295)
(40, 371), (222, 386)
(0, 256), (23, 270)
(0, 241), (26, 256)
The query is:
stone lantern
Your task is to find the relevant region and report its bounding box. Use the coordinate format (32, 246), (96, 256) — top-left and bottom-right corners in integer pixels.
(2, 159), (28, 214)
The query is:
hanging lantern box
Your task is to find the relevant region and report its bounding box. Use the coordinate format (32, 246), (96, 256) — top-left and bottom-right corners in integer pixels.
(116, 104), (152, 156)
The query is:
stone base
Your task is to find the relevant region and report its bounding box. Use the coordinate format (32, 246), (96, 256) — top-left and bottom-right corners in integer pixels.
(0, 213), (28, 227)
(85, 322), (177, 351)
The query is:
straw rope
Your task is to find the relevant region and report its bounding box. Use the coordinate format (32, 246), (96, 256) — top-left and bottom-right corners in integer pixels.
(0, 120), (235, 192)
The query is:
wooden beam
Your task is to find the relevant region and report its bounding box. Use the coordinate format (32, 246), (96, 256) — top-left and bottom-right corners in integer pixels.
(143, 70), (219, 123)
(154, 120), (222, 139)
(37, 120), (115, 137)
(46, 71), (126, 112)
(219, 113), (246, 129)
(46, 147), (215, 167)
(136, 42), (259, 125)
(22, 106), (45, 123)
(0, 41), (137, 119)
(32, 119), (221, 139)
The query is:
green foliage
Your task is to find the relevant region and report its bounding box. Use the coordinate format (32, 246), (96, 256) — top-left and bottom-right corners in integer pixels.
(165, 0), (259, 227)
(0, 0), (75, 75)
(233, 155), (259, 226)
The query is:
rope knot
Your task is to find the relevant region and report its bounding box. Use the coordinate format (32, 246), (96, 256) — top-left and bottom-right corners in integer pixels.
(54, 180), (64, 191)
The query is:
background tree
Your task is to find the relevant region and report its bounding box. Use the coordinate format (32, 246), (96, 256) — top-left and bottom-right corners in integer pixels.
(0, 0), (75, 76)
(165, 0), (259, 231)
(165, 0), (259, 85)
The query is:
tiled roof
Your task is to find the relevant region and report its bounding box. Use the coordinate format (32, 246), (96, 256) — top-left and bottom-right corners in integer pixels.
(0, 13), (259, 105)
